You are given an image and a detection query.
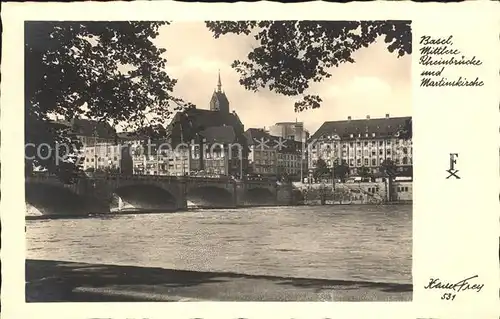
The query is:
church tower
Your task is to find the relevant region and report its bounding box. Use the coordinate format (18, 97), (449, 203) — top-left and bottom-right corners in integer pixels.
(209, 70), (230, 113)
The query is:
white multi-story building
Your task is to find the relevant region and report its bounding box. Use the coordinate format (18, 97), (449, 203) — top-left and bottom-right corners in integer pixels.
(308, 114), (412, 176)
(50, 118), (133, 173)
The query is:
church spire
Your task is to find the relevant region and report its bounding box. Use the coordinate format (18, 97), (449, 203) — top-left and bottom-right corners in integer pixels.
(209, 69), (229, 113)
(217, 69), (222, 92)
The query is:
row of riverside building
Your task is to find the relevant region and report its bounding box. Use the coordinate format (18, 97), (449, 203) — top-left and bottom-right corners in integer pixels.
(45, 75), (412, 181)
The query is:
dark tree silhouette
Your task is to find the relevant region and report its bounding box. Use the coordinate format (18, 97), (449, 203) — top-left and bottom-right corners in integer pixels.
(334, 160), (350, 182)
(380, 158), (398, 201)
(25, 21), (191, 181)
(206, 20), (411, 113)
(358, 165), (371, 180)
(313, 158), (330, 180)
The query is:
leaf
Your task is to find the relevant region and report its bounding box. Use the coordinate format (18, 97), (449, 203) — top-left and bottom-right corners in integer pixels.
(25, 21), (191, 181)
(206, 20), (412, 112)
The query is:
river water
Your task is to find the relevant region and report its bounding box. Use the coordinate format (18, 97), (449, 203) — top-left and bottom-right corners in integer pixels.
(26, 205), (412, 284)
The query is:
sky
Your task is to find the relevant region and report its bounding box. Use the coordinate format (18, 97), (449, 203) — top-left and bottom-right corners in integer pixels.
(155, 22), (411, 134)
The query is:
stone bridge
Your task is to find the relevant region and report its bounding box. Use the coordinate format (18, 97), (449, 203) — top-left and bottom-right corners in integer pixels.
(25, 173), (295, 216)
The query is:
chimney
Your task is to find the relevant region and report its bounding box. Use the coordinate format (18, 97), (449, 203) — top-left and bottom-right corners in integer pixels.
(347, 116), (352, 121)
(385, 113), (390, 119)
(366, 115), (370, 120)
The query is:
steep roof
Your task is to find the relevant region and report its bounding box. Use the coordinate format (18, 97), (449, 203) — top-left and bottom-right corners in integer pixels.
(210, 91), (229, 106)
(69, 118), (116, 139)
(116, 131), (148, 142)
(209, 91), (230, 113)
(201, 126), (236, 144)
(166, 107), (247, 149)
(310, 116), (411, 141)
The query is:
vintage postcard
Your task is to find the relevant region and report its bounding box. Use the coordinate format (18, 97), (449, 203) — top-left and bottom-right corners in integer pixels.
(1, 1), (499, 319)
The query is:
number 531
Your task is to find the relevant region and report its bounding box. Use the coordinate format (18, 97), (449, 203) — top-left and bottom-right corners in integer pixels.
(441, 293), (456, 300)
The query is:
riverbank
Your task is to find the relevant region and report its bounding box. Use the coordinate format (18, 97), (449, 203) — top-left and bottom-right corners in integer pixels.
(26, 202), (412, 220)
(26, 259), (412, 302)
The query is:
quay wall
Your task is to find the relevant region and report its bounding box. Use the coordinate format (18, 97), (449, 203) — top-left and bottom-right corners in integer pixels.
(296, 181), (412, 205)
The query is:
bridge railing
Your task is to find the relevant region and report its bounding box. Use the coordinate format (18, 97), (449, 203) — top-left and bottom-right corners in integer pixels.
(29, 171), (279, 186)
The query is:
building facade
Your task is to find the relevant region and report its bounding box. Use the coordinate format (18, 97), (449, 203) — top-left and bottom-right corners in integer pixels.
(277, 143), (306, 180)
(245, 128), (306, 180)
(245, 128), (278, 176)
(268, 121), (309, 143)
(308, 114), (412, 177)
(48, 118), (135, 174)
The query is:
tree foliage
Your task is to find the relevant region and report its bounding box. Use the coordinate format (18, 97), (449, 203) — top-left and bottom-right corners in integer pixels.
(206, 20), (412, 113)
(25, 21), (189, 181)
(313, 158), (330, 179)
(380, 158), (398, 177)
(334, 160), (350, 181)
(358, 165), (372, 179)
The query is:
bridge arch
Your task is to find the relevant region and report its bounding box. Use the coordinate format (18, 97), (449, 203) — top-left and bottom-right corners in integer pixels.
(243, 187), (276, 206)
(186, 185), (234, 208)
(112, 183), (178, 212)
(25, 182), (91, 216)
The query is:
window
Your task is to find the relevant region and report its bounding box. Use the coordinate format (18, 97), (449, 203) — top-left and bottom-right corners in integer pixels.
(371, 158), (377, 166)
(402, 157), (408, 165)
(350, 159), (354, 166)
(364, 158), (369, 165)
(387, 149), (391, 155)
(379, 150), (384, 155)
(349, 142), (354, 147)
(356, 142), (361, 147)
(379, 141), (384, 146)
(364, 141), (368, 146)
(357, 159), (361, 166)
(403, 147), (408, 154)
